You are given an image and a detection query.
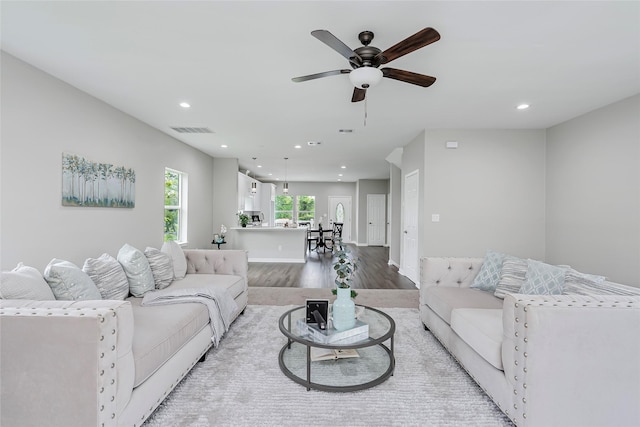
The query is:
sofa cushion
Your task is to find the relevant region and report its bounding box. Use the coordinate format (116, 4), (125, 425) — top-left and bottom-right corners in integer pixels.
(144, 247), (174, 290)
(470, 250), (506, 293)
(118, 244), (155, 297)
(451, 308), (504, 370)
(169, 273), (245, 300)
(0, 263), (56, 300)
(161, 241), (187, 279)
(127, 296), (209, 387)
(423, 287), (503, 325)
(494, 257), (528, 299)
(44, 259), (102, 301)
(83, 253), (129, 300)
(521, 259), (567, 295)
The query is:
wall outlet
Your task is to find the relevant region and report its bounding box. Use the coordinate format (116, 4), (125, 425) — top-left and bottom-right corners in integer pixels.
(431, 214), (440, 222)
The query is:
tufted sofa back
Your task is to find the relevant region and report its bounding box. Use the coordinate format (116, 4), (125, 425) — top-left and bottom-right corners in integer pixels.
(420, 257), (483, 289)
(183, 250), (248, 280)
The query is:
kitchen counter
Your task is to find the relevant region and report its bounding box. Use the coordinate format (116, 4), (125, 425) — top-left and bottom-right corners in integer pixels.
(231, 226), (307, 263)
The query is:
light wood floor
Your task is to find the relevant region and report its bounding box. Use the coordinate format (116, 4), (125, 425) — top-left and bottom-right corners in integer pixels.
(248, 245), (417, 290)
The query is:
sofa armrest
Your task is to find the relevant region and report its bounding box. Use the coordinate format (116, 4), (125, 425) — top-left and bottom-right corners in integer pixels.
(502, 294), (640, 427)
(0, 299), (134, 427)
(183, 249), (248, 280)
(419, 256), (483, 294)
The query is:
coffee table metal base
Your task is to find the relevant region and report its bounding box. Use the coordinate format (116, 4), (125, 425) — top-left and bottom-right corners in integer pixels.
(278, 340), (395, 392)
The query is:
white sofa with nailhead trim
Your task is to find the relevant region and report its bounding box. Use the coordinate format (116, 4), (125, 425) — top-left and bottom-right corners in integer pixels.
(0, 249), (248, 427)
(419, 257), (640, 426)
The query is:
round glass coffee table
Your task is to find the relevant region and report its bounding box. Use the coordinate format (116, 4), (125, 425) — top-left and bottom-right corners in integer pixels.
(278, 305), (395, 392)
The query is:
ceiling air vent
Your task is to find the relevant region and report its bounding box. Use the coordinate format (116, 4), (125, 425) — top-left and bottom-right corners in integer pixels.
(307, 141), (322, 146)
(170, 127), (214, 134)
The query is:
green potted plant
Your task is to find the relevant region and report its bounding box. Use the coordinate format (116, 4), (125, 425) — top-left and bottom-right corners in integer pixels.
(331, 237), (358, 299)
(239, 213), (250, 227)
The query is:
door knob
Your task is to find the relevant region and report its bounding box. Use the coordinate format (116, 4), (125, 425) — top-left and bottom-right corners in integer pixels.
(404, 230), (408, 234)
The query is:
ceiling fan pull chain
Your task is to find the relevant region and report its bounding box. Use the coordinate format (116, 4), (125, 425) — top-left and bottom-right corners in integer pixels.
(364, 95), (368, 127)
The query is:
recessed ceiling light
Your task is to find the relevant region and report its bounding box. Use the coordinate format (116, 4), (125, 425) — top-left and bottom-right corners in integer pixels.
(338, 174), (343, 177)
(257, 165), (262, 168)
(516, 104), (530, 110)
(341, 165), (347, 169)
(275, 178), (280, 181)
(337, 179), (342, 181)
(179, 102), (191, 108)
(268, 173), (272, 176)
(294, 145), (302, 149)
(221, 144), (228, 148)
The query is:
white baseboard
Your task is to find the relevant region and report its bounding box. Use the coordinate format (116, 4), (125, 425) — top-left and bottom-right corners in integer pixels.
(248, 257), (305, 263)
(388, 259), (399, 268)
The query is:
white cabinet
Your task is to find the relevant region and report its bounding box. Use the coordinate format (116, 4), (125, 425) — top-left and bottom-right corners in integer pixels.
(238, 172), (261, 212)
(261, 183), (276, 225)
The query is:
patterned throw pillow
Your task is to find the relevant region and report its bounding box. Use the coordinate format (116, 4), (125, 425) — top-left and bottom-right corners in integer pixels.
(83, 253), (130, 300)
(563, 270), (640, 296)
(117, 244), (155, 297)
(520, 259), (567, 295)
(144, 247), (174, 290)
(44, 259), (102, 301)
(470, 250), (506, 293)
(494, 257), (528, 299)
(0, 263), (56, 300)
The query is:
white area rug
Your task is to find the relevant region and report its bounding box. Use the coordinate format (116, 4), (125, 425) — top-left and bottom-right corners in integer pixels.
(144, 305), (513, 426)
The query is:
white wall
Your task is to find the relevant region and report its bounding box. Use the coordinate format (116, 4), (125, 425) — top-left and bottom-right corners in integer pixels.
(422, 130), (546, 259)
(546, 94), (640, 286)
(1, 53), (215, 271)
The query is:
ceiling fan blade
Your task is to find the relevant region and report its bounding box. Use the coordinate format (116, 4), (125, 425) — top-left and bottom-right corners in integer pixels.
(352, 87), (366, 103)
(382, 68), (436, 87)
(376, 27), (440, 64)
(311, 30), (362, 66)
(292, 69), (351, 83)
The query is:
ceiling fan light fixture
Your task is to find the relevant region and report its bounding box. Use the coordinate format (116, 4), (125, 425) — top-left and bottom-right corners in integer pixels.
(349, 67), (383, 89)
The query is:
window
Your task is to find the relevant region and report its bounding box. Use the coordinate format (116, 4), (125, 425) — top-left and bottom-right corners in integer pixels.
(297, 195), (315, 222)
(275, 195), (293, 223)
(164, 168), (188, 242)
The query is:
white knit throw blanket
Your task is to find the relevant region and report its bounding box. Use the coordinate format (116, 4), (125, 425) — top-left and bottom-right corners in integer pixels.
(142, 287), (238, 346)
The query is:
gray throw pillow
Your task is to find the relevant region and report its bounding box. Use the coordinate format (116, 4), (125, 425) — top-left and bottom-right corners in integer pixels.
(520, 259), (567, 295)
(494, 257), (528, 299)
(1, 262), (56, 300)
(117, 244), (155, 297)
(144, 247), (174, 290)
(470, 250), (506, 293)
(83, 253), (130, 300)
(44, 259), (102, 301)
(161, 240), (187, 279)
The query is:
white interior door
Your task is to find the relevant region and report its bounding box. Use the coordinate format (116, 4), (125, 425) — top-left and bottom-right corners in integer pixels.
(328, 196), (352, 243)
(401, 170), (419, 285)
(367, 194), (386, 246)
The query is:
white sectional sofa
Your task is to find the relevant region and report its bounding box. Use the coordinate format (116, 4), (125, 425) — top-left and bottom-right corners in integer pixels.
(0, 247), (248, 427)
(420, 256), (640, 427)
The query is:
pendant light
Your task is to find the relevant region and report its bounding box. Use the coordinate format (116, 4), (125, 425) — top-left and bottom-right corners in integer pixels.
(250, 157), (257, 194)
(283, 157), (289, 194)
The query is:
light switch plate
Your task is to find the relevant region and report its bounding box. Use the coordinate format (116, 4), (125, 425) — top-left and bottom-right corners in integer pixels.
(431, 214), (440, 222)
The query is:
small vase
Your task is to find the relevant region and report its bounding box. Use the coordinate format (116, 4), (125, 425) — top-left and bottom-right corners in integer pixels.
(332, 286), (356, 331)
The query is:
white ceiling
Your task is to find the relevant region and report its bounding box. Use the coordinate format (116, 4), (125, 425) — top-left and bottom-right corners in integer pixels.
(2, 1), (639, 182)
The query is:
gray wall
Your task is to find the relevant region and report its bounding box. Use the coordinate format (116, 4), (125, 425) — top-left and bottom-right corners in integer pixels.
(1, 53), (215, 271)
(212, 157), (239, 246)
(422, 130), (546, 259)
(389, 163), (402, 266)
(356, 179), (390, 245)
(546, 94), (640, 286)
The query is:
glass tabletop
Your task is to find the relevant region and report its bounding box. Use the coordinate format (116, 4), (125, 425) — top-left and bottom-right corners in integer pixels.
(279, 305), (395, 349)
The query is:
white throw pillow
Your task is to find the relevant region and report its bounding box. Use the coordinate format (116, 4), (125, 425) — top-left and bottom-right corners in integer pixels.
(44, 259), (102, 301)
(117, 244), (155, 297)
(144, 247), (174, 289)
(161, 240), (187, 279)
(0, 262), (56, 300)
(83, 253), (130, 300)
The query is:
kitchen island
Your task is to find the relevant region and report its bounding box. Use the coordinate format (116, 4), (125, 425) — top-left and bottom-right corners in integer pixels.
(231, 226), (307, 263)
